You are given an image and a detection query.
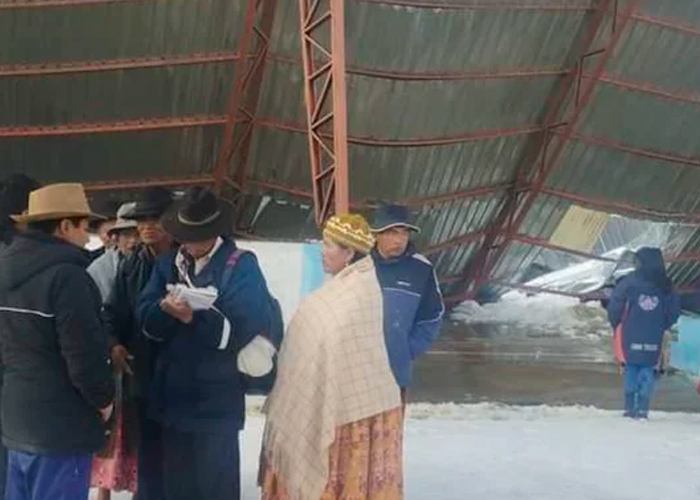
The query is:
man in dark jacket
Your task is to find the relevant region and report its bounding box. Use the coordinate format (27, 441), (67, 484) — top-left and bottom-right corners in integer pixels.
(369, 204), (444, 395)
(0, 174), (41, 500)
(103, 187), (173, 500)
(138, 187), (276, 500)
(608, 247), (681, 419)
(0, 183), (114, 500)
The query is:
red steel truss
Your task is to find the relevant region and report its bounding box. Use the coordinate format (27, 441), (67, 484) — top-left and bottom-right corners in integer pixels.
(299, 0), (350, 225)
(452, 0), (640, 302)
(213, 0), (278, 205)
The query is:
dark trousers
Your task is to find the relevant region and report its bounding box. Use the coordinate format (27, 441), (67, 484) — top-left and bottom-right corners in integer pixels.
(136, 402), (165, 500)
(163, 426), (241, 500)
(5, 450), (91, 500)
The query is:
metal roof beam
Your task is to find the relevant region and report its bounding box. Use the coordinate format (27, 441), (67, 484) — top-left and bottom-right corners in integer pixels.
(350, 0), (594, 12)
(566, 133), (700, 169)
(596, 74), (700, 105)
(631, 13), (700, 37)
(84, 176), (216, 191)
(542, 187), (700, 222)
(256, 118), (543, 146)
(0, 52), (241, 77)
(0, 116), (227, 138)
(450, 0), (639, 302)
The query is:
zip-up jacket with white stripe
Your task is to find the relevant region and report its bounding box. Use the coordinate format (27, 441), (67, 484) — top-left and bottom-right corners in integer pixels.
(371, 245), (444, 387)
(0, 231), (114, 454)
(137, 238), (273, 432)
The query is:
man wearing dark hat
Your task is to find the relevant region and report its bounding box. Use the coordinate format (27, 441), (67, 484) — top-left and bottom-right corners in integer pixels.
(0, 183), (115, 500)
(370, 203), (444, 400)
(138, 187), (278, 500)
(88, 202), (140, 302)
(103, 187), (174, 500)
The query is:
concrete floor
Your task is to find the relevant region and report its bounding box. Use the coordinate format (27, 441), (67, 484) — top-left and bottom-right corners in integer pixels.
(411, 322), (700, 413)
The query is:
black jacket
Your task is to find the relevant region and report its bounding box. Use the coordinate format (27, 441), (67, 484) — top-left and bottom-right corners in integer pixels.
(0, 232), (114, 454)
(103, 244), (160, 398)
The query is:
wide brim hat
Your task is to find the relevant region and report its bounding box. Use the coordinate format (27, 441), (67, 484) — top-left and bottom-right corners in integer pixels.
(370, 203), (421, 234)
(11, 183), (103, 224)
(129, 187), (174, 220)
(161, 187), (233, 242)
(107, 202), (138, 235)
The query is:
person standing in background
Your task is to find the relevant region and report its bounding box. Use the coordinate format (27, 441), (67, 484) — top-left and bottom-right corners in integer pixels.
(103, 187), (174, 500)
(89, 201), (140, 500)
(0, 174), (41, 500)
(0, 183), (114, 500)
(608, 247), (681, 419)
(369, 204), (444, 404)
(261, 214), (404, 500)
(89, 202), (140, 303)
(88, 199), (121, 262)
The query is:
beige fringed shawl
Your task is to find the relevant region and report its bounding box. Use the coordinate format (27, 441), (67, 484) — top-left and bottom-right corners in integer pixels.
(261, 256), (401, 500)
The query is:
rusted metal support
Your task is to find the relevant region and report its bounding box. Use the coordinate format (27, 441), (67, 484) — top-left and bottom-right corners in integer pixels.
(596, 74), (700, 105)
(395, 181), (512, 207)
(211, 0), (279, 206)
(213, 0), (259, 193)
(0, 116), (227, 138)
(230, 0), (279, 191)
(0, 0), (139, 8)
(256, 117), (542, 147)
(567, 133), (700, 169)
(452, 0), (639, 301)
(511, 234), (618, 262)
(299, 0), (350, 225)
(269, 54), (569, 81)
(85, 176), (216, 192)
(424, 231), (486, 256)
(542, 187), (700, 222)
(350, 0), (593, 12)
(0, 52), (241, 77)
(631, 12), (700, 37)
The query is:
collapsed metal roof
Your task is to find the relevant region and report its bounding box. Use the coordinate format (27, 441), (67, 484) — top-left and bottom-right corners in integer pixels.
(1, 0), (699, 300)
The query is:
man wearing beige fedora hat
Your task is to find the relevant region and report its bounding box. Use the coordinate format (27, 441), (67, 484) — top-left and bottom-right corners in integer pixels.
(0, 183), (116, 500)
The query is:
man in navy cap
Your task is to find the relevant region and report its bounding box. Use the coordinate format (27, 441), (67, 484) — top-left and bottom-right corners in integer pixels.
(370, 203), (444, 401)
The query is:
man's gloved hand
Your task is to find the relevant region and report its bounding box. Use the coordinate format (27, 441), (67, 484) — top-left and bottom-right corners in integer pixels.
(237, 336), (276, 377)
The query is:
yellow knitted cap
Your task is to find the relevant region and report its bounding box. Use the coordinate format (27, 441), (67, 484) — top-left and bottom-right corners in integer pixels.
(323, 214), (375, 255)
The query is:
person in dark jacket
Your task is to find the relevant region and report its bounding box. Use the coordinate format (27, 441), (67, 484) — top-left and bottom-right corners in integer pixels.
(369, 204), (444, 396)
(103, 187), (174, 500)
(138, 187), (276, 500)
(607, 247), (681, 419)
(0, 174), (41, 500)
(0, 183), (115, 500)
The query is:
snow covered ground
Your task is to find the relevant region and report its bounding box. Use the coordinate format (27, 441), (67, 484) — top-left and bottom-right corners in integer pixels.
(100, 402), (700, 500)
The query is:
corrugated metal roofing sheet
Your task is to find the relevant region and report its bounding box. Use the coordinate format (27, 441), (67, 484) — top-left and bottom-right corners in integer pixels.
(1, 0), (699, 298)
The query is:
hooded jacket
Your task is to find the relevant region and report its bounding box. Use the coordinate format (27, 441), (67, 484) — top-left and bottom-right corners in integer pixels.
(0, 231), (114, 453)
(608, 247), (681, 367)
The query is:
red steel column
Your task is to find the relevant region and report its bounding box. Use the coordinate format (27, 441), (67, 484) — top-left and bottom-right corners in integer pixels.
(454, 0), (639, 301)
(299, 0), (350, 225)
(213, 0), (258, 193)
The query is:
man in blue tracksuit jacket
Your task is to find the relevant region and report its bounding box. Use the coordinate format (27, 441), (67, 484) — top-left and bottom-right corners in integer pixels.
(607, 247), (680, 419)
(369, 204), (444, 394)
(137, 188), (276, 500)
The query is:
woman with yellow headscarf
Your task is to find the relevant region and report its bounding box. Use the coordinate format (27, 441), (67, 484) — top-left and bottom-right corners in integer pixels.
(260, 213), (404, 500)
